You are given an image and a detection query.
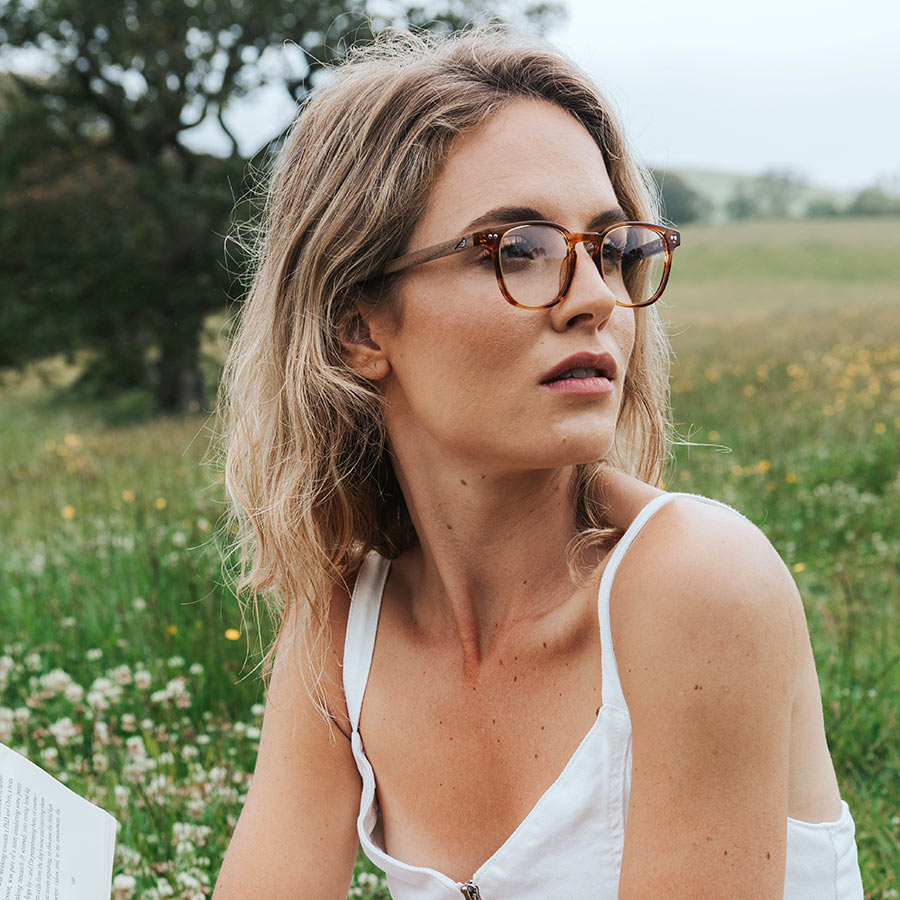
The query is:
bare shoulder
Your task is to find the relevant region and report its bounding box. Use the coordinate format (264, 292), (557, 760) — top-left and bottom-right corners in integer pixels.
(613, 492), (806, 714)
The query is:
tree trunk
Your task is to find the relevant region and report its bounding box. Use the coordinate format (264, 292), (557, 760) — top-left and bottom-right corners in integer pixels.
(152, 319), (207, 413)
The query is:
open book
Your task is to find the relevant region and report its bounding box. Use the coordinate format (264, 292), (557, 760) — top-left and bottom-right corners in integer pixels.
(1, 742), (116, 900)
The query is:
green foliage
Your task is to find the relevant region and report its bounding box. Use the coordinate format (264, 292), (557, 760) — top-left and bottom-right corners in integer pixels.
(0, 0), (563, 412)
(848, 187), (900, 217)
(724, 167), (808, 221)
(650, 168), (712, 225)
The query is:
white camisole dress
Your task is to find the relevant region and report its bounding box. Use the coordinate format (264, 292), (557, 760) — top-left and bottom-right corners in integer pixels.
(342, 491), (865, 899)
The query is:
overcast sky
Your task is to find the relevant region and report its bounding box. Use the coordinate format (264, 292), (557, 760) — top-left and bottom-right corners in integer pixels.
(549, 0), (900, 190)
(190, 0), (898, 191)
(3, 0), (897, 190)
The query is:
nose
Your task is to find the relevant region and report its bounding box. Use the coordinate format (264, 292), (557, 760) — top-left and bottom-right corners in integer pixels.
(547, 241), (619, 333)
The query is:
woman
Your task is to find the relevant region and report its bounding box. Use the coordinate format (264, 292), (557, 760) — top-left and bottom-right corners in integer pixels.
(211, 26), (864, 900)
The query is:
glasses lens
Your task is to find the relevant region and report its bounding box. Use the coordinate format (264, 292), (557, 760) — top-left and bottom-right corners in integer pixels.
(498, 224), (569, 308)
(600, 226), (668, 306)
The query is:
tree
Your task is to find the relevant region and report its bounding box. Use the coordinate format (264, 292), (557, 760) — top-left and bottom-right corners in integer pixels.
(725, 167), (808, 221)
(0, 0), (562, 413)
(847, 186), (900, 216)
(649, 169), (712, 224)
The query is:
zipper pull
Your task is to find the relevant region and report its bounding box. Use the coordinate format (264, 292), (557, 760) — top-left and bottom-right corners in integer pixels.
(460, 881), (482, 899)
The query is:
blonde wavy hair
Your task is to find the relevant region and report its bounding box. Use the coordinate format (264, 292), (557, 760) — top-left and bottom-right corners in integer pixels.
(213, 24), (675, 708)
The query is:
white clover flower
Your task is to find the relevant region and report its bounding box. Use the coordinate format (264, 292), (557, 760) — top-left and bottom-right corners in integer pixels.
(48, 716), (79, 746)
(158, 751), (174, 766)
(86, 691), (110, 712)
(41, 668), (72, 692)
(180, 745), (199, 760)
(60, 615), (75, 627)
(121, 713), (137, 731)
(175, 872), (201, 889)
(112, 873), (136, 899)
(132, 597), (146, 611)
(116, 845), (142, 866)
(93, 753), (109, 773)
(25, 652), (42, 671)
(189, 662), (203, 676)
(0, 655), (14, 675)
(141, 718), (154, 729)
(232, 722), (246, 737)
(64, 682), (85, 703)
(147, 774), (169, 799)
(134, 669), (152, 689)
(251, 703), (265, 718)
(245, 726), (261, 740)
(171, 531), (187, 547)
(40, 746), (59, 766)
(86, 648), (103, 661)
(94, 720), (109, 743)
(126, 736), (147, 759)
(114, 785), (130, 806)
(14, 707), (30, 726)
(196, 734), (210, 745)
(208, 766), (228, 787)
(197, 518), (210, 532)
(112, 664), (133, 686)
(156, 878), (174, 897)
(167, 656), (185, 668)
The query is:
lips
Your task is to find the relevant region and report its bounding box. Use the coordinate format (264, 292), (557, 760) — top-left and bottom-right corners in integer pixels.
(541, 351), (617, 384)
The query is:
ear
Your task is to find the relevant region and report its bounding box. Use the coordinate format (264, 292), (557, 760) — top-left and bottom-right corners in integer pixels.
(338, 306), (392, 381)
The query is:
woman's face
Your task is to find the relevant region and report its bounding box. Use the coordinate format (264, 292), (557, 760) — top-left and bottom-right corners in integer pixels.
(368, 97), (637, 474)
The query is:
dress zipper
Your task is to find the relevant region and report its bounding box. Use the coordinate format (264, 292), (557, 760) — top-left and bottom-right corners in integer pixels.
(459, 881), (482, 899)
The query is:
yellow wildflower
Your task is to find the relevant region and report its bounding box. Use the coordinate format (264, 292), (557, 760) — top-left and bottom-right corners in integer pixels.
(121, 489), (136, 503)
(225, 628), (241, 641)
(60, 505), (76, 520)
(154, 497), (167, 510)
(792, 562), (806, 573)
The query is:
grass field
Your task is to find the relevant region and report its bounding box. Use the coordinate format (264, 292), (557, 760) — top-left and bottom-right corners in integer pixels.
(1, 217), (898, 899)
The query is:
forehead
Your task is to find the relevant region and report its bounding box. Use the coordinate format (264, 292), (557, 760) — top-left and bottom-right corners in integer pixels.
(416, 97), (620, 240)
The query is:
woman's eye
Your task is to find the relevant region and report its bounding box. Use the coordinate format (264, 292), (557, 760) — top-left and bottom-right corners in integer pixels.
(602, 243), (624, 263)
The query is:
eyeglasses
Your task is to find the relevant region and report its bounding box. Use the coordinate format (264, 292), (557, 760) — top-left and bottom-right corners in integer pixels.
(384, 220), (681, 310)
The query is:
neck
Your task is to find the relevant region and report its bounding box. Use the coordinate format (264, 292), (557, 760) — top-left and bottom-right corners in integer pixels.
(389, 451), (602, 672)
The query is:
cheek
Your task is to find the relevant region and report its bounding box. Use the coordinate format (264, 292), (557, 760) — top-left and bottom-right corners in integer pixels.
(386, 290), (536, 424)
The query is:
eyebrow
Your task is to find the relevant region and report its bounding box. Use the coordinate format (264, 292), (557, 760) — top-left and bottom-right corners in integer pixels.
(464, 204), (631, 232)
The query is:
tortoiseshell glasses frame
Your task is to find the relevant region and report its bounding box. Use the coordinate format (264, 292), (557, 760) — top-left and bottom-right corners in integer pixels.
(383, 220), (682, 310)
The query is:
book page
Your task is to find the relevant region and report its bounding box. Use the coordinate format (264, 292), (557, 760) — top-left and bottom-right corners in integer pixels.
(0, 743), (116, 900)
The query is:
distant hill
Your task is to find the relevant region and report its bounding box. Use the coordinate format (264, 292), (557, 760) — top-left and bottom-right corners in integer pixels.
(654, 166), (857, 223)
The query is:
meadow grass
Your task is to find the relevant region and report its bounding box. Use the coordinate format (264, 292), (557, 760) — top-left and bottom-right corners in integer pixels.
(1, 217), (898, 898)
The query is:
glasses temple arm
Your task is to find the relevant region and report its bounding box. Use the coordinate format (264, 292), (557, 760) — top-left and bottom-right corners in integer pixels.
(383, 232), (479, 275)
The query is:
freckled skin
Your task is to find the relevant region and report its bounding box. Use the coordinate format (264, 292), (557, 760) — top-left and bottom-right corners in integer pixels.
(365, 98), (636, 475)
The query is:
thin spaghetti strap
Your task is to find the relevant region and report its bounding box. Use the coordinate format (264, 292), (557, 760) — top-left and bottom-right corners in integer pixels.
(342, 550), (391, 732)
(597, 491), (753, 711)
